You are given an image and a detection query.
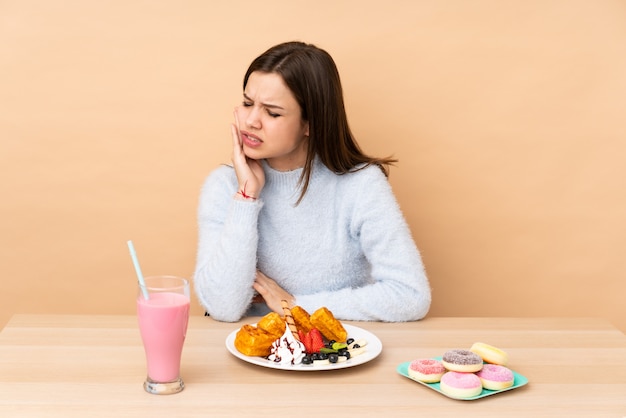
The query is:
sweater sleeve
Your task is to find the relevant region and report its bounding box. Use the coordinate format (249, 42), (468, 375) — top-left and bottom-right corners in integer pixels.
(295, 168), (431, 322)
(193, 166), (264, 322)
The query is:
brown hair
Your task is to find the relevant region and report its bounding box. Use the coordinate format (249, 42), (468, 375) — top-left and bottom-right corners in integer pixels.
(243, 41), (397, 203)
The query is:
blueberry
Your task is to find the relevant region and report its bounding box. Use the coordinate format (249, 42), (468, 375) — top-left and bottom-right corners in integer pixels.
(346, 338), (355, 345)
(302, 356), (312, 365)
(328, 353), (339, 363)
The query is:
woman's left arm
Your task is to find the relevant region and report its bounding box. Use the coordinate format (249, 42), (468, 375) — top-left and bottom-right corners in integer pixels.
(295, 168), (432, 322)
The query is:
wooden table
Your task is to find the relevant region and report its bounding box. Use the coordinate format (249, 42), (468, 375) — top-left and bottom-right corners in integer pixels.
(1, 315), (625, 417)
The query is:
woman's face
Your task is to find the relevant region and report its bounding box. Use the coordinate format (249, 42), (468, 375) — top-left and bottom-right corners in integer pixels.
(235, 71), (309, 171)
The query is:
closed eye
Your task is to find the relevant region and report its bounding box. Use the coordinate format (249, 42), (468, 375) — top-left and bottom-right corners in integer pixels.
(242, 93), (284, 117)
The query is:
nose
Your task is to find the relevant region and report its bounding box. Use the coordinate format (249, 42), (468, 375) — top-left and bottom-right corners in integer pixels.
(244, 105), (261, 129)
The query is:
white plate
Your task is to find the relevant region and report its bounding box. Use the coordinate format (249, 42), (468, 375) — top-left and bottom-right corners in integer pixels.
(225, 323), (382, 371)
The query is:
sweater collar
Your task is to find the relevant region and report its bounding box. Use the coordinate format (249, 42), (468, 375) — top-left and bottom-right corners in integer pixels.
(262, 157), (324, 194)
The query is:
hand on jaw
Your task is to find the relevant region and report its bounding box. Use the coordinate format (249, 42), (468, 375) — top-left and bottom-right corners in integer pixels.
(231, 110), (264, 201)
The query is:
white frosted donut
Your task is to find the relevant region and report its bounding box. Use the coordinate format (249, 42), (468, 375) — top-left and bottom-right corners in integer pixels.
(439, 371), (482, 399)
(470, 342), (509, 366)
(408, 358), (446, 383)
(441, 349), (483, 373)
(476, 364), (514, 390)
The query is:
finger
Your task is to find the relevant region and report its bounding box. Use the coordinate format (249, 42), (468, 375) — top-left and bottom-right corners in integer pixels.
(233, 110), (243, 145)
(231, 123), (247, 174)
(253, 281), (266, 295)
(231, 123), (242, 149)
(233, 109), (241, 131)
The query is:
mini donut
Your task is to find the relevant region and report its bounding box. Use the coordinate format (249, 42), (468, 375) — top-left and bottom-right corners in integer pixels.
(441, 349), (483, 373)
(439, 371), (483, 399)
(476, 364), (514, 390)
(408, 359), (446, 383)
(470, 342), (509, 366)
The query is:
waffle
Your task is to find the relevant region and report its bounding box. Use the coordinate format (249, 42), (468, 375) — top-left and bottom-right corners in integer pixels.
(310, 307), (347, 342)
(256, 312), (286, 337)
(291, 305), (314, 334)
(234, 312), (285, 357)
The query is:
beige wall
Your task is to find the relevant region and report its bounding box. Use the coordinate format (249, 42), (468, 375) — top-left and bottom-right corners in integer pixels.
(2, 0), (625, 332)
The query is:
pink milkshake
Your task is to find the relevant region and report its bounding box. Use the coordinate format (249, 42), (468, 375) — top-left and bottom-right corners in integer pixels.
(137, 276), (189, 394)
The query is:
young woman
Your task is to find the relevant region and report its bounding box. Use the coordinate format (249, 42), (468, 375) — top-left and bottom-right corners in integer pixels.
(194, 41), (431, 322)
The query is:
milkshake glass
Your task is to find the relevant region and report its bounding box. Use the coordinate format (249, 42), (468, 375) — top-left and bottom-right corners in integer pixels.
(137, 275), (190, 394)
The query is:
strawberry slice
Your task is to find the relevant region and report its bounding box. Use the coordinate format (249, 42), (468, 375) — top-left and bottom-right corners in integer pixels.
(298, 330), (310, 352)
(308, 328), (325, 354)
(298, 328), (326, 354)
(303, 330), (313, 354)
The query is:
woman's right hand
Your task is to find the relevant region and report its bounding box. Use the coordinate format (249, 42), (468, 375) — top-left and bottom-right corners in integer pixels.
(231, 110), (265, 200)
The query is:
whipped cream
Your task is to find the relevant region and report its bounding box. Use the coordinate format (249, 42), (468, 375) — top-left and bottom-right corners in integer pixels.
(267, 327), (306, 365)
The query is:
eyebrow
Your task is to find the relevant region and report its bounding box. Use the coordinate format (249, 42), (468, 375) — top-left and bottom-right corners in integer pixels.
(243, 93), (285, 110)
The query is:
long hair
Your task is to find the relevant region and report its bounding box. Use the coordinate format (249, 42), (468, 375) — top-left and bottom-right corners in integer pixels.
(243, 41), (397, 203)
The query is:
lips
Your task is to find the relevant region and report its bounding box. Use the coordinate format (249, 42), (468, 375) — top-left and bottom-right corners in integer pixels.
(241, 131), (263, 148)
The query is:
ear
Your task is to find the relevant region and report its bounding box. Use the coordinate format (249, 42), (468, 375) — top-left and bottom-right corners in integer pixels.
(303, 121), (309, 137)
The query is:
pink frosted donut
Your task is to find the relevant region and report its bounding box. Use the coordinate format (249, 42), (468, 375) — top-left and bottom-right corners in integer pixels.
(476, 364), (514, 390)
(442, 349), (483, 373)
(408, 358), (446, 383)
(439, 371), (482, 399)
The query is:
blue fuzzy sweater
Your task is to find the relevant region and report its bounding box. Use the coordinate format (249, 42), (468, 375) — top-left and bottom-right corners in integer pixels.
(193, 158), (431, 322)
